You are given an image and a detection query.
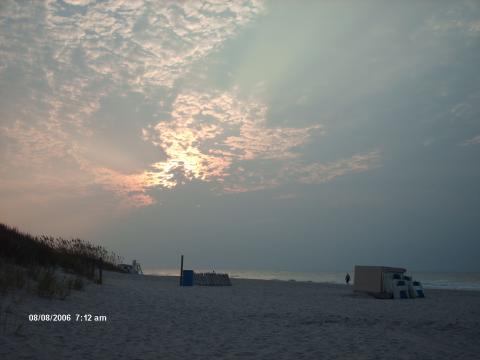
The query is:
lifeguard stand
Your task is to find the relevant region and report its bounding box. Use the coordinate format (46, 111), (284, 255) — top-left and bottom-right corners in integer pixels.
(132, 260), (143, 274)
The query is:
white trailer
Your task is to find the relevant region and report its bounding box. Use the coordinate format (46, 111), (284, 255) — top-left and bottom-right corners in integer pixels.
(353, 265), (406, 298)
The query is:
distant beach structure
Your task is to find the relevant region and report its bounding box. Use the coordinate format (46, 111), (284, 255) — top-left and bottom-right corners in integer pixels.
(180, 270), (232, 286)
(178, 255), (231, 286)
(119, 260), (143, 274)
(193, 272), (232, 286)
(353, 265), (424, 299)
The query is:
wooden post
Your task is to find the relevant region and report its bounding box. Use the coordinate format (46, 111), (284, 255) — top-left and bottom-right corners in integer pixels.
(98, 258), (103, 284)
(179, 254), (184, 286)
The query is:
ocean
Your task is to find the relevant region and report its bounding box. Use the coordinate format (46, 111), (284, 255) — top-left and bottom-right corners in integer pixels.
(144, 269), (480, 291)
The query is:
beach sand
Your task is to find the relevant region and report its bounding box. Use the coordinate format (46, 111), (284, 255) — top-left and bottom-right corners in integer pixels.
(1, 271), (480, 359)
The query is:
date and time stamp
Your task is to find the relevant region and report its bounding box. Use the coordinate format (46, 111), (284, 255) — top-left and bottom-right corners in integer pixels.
(28, 314), (108, 322)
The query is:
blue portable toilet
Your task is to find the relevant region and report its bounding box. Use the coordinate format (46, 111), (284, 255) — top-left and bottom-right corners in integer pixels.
(182, 270), (194, 286)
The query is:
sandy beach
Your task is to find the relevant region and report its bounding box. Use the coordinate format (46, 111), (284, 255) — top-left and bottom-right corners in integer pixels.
(1, 271), (480, 360)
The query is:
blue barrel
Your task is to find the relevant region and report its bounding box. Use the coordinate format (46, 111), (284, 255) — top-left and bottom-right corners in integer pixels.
(182, 270), (194, 286)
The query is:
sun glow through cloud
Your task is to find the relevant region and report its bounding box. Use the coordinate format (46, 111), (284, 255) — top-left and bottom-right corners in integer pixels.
(89, 90), (379, 206)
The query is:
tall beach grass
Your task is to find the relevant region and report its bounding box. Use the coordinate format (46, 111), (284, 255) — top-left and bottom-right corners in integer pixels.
(0, 223), (123, 298)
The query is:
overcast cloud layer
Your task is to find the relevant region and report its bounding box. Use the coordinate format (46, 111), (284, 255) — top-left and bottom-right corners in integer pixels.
(1, 0), (479, 272)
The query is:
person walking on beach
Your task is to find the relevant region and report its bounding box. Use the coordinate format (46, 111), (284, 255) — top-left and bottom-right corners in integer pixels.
(345, 273), (351, 285)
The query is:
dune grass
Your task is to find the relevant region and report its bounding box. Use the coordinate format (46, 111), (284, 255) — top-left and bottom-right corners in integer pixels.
(0, 223), (123, 298)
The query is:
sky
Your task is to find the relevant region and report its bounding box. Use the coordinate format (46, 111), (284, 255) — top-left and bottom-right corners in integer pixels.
(0, 0), (479, 272)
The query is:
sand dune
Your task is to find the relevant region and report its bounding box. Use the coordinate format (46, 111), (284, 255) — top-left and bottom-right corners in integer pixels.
(1, 271), (480, 359)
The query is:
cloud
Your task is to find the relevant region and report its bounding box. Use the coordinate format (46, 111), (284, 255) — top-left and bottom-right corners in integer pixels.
(287, 151), (382, 185)
(62, 0), (93, 6)
(141, 90), (323, 193)
(426, 18), (480, 36)
(78, 88), (377, 204)
(0, 0), (266, 210)
(0, 121), (67, 167)
(219, 151), (381, 194)
(461, 134), (480, 146)
(43, 0), (265, 90)
(423, 3), (480, 37)
(0, 0), (381, 211)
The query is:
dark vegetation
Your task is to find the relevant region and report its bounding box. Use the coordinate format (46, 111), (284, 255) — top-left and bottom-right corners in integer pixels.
(0, 223), (123, 298)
